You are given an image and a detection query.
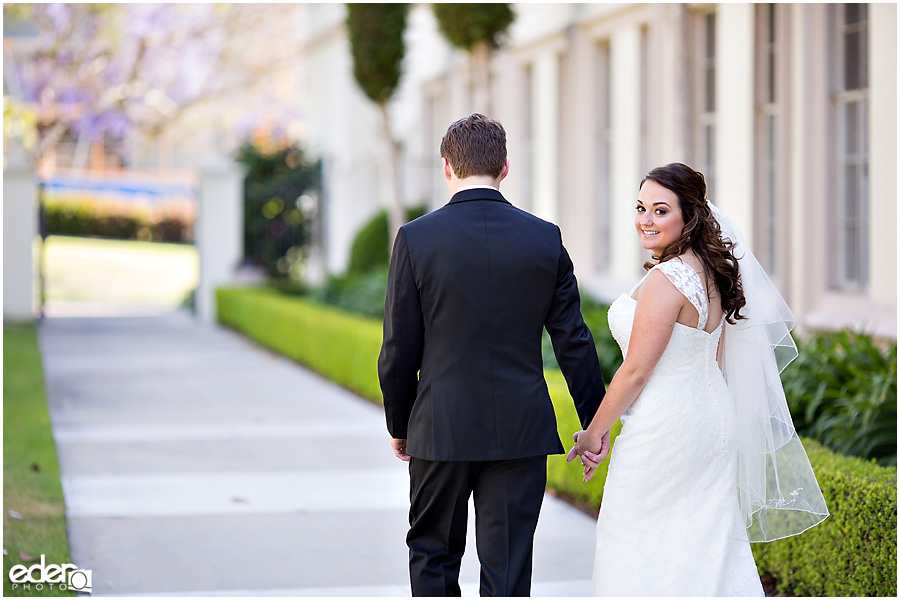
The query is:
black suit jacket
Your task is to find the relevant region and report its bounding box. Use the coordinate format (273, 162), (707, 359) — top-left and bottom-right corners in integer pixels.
(378, 188), (605, 461)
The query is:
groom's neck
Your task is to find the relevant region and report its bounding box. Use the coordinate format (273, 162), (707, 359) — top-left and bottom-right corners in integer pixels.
(448, 175), (501, 196)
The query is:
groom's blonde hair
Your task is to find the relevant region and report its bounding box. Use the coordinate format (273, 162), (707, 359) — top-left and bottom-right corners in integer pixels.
(440, 113), (507, 179)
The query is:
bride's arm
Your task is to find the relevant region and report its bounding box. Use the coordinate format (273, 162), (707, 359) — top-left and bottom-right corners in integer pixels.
(575, 270), (687, 455)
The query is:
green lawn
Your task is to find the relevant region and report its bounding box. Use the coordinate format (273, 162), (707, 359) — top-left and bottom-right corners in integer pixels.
(3, 323), (74, 596)
(41, 235), (198, 310)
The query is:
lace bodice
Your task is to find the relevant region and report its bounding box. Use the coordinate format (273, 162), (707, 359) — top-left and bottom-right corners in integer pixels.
(630, 259), (709, 330)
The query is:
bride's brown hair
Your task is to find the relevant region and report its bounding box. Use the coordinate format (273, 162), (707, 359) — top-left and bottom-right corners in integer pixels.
(640, 163), (746, 324)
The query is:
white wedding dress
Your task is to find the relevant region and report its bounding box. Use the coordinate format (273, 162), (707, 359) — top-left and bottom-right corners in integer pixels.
(593, 259), (764, 596)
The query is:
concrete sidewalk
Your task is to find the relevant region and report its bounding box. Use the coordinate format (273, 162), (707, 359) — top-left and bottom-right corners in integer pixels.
(39, 311), (597, 596)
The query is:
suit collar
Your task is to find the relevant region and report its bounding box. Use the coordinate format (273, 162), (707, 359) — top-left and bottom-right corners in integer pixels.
(448, 187), (510, 206)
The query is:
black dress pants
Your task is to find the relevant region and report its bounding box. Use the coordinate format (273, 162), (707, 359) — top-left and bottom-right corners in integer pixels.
(407, 455), (547, 597)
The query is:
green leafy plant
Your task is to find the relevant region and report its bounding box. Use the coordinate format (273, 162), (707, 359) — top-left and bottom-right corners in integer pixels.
(307, 269), (390, 320)
(783, 329), (897, 465)
(347, 205), (427, 276)
(236, 141), (320, 279)
(542, 293), (622, 381)
(581, 294), (624, 378)
(299, 204), (427, 319)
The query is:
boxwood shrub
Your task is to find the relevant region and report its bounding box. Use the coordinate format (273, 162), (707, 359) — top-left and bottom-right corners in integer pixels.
(750, 440), (896, 596)
(217, 286), (897, 597)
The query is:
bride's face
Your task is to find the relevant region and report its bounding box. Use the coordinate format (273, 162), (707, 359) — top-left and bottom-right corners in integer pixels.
(635, 179), (685, 252)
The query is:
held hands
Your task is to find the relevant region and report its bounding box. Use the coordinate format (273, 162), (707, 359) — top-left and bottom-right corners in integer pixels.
(565, 429), (611, 483)
(391, 438), (410, 462)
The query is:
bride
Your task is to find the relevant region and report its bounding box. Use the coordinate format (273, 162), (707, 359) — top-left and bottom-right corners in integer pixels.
(568, 163), (829, 596)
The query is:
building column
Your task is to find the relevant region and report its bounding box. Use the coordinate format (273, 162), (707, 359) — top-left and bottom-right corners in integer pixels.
(609, 25), (642, 282)
(196, 156), (246, 323)
(3, 160), (38, 321)
(787, 4), (829, 323)
(714, 3), (755, 242)
(655, 4), (690, 163)
(868, 3), (897, 306)
(559, 24), (597, 275)
(531, 52), (560, 224)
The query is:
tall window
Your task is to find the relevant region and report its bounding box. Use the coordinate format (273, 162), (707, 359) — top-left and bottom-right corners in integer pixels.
(833, 3), (869, 289)
(754, 4), (783, 277)
(595, 42), (611, 271)
(694, 12), (716, 201)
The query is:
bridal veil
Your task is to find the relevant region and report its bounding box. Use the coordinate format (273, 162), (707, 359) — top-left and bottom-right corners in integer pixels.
(711, 202), (830, 542)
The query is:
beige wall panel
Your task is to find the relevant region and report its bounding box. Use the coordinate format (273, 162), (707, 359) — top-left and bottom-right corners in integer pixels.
(868, 3), (898, 307)
(558, 23), (597, 277)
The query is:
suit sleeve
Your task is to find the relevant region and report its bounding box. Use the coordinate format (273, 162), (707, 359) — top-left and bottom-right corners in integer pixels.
(544, 235), (606, 430)
(378, 228), (424, 439)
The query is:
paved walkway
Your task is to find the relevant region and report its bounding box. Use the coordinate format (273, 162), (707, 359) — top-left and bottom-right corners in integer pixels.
(39, 310), (597, 596)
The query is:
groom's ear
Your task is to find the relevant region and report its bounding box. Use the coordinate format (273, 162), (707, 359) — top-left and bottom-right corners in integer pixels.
(498, 159), (510, 182)
(442, 157), (454, 182)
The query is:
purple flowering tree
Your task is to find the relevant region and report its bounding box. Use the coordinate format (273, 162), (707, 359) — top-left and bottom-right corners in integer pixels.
(4, 3), (305, 167)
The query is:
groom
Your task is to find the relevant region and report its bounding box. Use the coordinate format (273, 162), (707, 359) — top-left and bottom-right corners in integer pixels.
(378, 113), (605, 596)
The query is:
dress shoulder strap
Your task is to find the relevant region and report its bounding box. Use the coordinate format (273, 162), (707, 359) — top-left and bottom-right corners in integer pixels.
(653, 259), (708, 330)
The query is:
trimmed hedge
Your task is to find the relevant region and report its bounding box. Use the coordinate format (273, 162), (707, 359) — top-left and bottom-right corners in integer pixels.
(750, 440), (896, 596)
(216, 286), (897, 597)
(42, 196), (194, 243)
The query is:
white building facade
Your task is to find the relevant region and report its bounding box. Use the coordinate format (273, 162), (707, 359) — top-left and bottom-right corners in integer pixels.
(301, 3), (897, 339)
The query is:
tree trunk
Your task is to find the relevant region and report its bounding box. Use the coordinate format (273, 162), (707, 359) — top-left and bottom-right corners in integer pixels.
(378, 102), (404, 248)
(472, 40), (492, 115)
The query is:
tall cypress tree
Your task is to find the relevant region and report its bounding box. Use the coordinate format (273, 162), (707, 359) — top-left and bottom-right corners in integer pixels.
(432, 4), (515, 115)
(345, 3), (409, 246)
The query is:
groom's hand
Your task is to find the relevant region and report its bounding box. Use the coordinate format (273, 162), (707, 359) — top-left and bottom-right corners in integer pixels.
(565, 431), (598, 483)
(391, 438), (410, 462)
(566, 430), (611, 483)
(565, 430), (585, 464)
